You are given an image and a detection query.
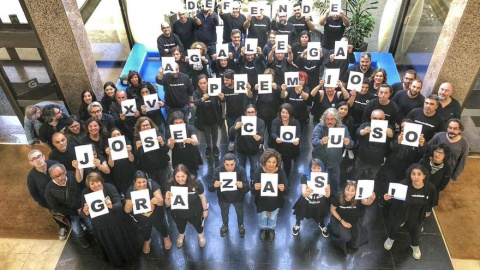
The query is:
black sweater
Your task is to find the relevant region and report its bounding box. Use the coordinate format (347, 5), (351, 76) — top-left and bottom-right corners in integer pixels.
(208, 165), (250, 203)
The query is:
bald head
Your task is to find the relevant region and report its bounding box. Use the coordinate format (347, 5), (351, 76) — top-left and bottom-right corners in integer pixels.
(371, 109), (385, 120)
(438, 82), (453, 101)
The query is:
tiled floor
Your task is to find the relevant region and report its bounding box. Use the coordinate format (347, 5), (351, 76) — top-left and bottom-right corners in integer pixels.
(0, 238), (66, 270)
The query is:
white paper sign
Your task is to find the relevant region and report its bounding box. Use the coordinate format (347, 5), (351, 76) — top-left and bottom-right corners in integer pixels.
(261, 173), (278, 197)
(334, 40), (348, 60)
(185, 0), (197, 12)
(347, 71), (364, 91)
(130, 189), (152, 214)
(234, 74), (248, 94)
(84, 190), (109, 218)
(307, 42), (321, 60)
(369, 120), (389, 143)
(280, 125), (297, 143)
(355, 180), (375, 200)
(274, 1), (292, 15)
(170, 123), (187, 143)
(324, 68), (340, 87)
(75, 144), (94, 169)
(327, 127), (345, 148)
(401, 122), (423, 147)
(108, 135), (129, 161)
(171, 186), (189, 210)
(275, 35), (289, 54)
(203, 0), (215, 10)
(139, 128), (159, 153)
(308, 172), (328, 196)
(208, 77), (222, 96)
(388, 183), (408, 201)
(216, 43), (229, 59)
(143, 94), (160, 112)
(258, 74), (272, 94)
(241, 116), (257, 136)
(285, 71), (299, 87)
(162, 57), (176, 73)
(249, 2), (261, 16)
(121, 99), (137, 116)
(245, 38), (258, 54)
(302, 0), (314, 17)
(330, 0), (342, 15)
(220, 172), (237, 192)
(222, 0), (233, 13)
(188, 49), (202, 65)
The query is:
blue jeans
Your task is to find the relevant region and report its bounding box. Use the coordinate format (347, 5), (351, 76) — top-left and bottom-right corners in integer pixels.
(165, 104), (189, 122)
(327, 165), (341, 196)
(259, 208), (279, 229)
(236, 150), (259, 180)
(70, 215), (93, 238)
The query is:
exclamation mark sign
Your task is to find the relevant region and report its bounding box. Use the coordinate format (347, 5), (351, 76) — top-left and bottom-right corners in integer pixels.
(358, 187), (363, 198)
(391, 188), (396, 198)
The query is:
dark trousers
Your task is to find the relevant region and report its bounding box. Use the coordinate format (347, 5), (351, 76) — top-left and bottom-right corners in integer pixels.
(218, 200), (244, 226)
(283, 155), (297, 178)
(353, 158), (381, 181)
(388, 216), (423, 246)
(172, 213), (204, 234)
(51, 209), (69, 229)
(329, 218), (353, 253)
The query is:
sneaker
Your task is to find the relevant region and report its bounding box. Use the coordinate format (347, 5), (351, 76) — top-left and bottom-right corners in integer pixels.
(319, 224), (329, 237)
(348, 150), (354, 160)
(260, 229), (267, 242)
(213, 146), (220, 157)
(268, 229), (275, 241)
(400, 222), (405, 227)
(292, 224), (300, 236)
(176, 234), (184, 249)
(238, 224), (245, 238)
(228, 142), (235, 152)
(384, 238), (394, 250)
(205, 147), (212, 158)
(421, 227), (424, 233)
(78, 236), (90, 249)
(411, 245), (421, 260)
(220, 224), (228, 237)
(58, 228), (68, 240)
(198, 233), (206, 248)
(259, 144), (264, 154)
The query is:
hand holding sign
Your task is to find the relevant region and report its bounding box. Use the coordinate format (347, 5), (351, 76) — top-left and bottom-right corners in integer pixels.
(220, 172), (237, 192)
(327, 127), (345, 148)
(388, 183), (408, 201)
(75, 144), (94, 169)
(308, 172), (328, 196)
(401, 122), (423, 147)
(171, 186), (189, 210)
(307, 42), (321, 60)
(121, 99), (137, 116)
(170, 124), (187, 143)
(162, 57), (176, 73)
(143, 94), (160, 112)
(208, 78), (222, 96)
(84, 190), (109, 218)
(130, 189), (152, 214)
(261, 173), (278, 197)
(355, 180), (375, 200)
(139, 129), (159, 153)
(324, 68), (340, 87)
(108, 135), (129, 161)
(369, 120), (388, 143)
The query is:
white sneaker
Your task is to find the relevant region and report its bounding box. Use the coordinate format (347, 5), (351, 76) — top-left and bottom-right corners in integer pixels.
(58, 228), (68, 241)
(348, 150), (354, 160)
(411, 245), (421, 260)
(228, 142), (235, 152)
(292, 224), (300, 236)
(384, 238), (394, 250)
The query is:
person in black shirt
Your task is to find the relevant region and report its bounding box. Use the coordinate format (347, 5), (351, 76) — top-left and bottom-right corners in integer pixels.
(125, 70), (157, 100)
(291, 30), (310, 67)
(267, 43), (294, 85)
(405, 94), (444, 142)
(87, 101), (115, 138)
(271, 12), (297, 45)
(280, 71), (312, 130)
(347, 79), (375, 137)
(219, 1), (246, 43)
(172, 11), (198, 50)
(157, 22), (184, 57)
(362, 84), (399, 128)
(78, 89), (97, 122)
(101, 82), (117, 114)
(391, 79), (425, 120)
(49, 133), (76, 172)
(109, 90), (140, 142)
(310, 79), (350, 126)
(243, 10), (271, 48)
(38, 105), (68, 149)
(195, 5), (219, 57)
(288, 3), (316, 37)
(437, 82), (462, 122)
(341, 52), (375, 85)
(319, 9), (350, 52)
(391, 69), (416, 97)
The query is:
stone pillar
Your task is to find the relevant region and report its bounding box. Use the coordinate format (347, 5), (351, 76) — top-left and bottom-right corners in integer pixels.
(422, 0), (480, 105)
(23, 0), (103, 113)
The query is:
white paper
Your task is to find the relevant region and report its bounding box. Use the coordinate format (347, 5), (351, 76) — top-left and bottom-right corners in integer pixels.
(121, 99), (137, 116)
(169, 123), (187, 143)
(307, 42), (321, 60)
(162, 57), (176, 73)
(187, 49), (202, 65)
(75, 144), (94, 169)
(208, 77), (222, 96)
(245, 38), (258, 54)
(234, 74), (248, 94)
(308, 172), (328, 196)
(143, 94), (160, 112)
(171, 186), (189, 210)
(241, 116), (257, 136)
(249, 2), (261, 16)
(216, 44), (229, 59)
(84, 190), (109, 218)
(222, 0), (233, 13)
(139, 129), (159, 153)
(285, 71), (299, 87)
(261, 173), (278, 197)
(388, 183), (408, 201)
(327, 127), (345, 148)
(280, 125), (297, 143)
(185, 0), (197, 12)
(330, 0), (342, 15)
(108, 135), (129, 161)
(275, 35), (289, 54)
(257, 74), (272, 94)
(220, 172), (237, 192)
(369, 120), (389, 143)
(302, 0), (313, 17)
(131, 189), (152, 214)
(203, 0), (215, 10)
(401, 122), (423, 147)
(355, 180), (375, 200)
(347, 71), (364, 91)
(334, 40), (348, 60)
(324, 68), (340, 87)
(274, 0), (292, 15)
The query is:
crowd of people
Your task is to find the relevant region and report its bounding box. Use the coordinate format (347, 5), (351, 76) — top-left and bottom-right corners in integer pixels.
(24, 1), (470, 267)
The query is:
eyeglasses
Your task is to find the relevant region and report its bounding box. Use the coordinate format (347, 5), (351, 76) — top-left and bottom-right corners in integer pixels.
(52, 172), (65, 180)
(90, 109), (102, 115)
(141, 124), (151, 128)
(434, 150), (445, 155)
(30, 154), (43, 162)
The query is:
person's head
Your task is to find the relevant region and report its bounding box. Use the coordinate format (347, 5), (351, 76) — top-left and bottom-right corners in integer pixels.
(81, 89), (97, 106)
(335, 101), (349, 119)
(223, 69), (235, 88)
(298, 30), (310, 45)
(409, 79), (423, 97)
(223, 153), (237, 172)
(429, 143), (450, 164)
(340, 180), (357, 205)
(446, 118), (463, 139)
(25, 105), (42, 121)
(437, 82), (453, 101)
(232, 1), (241, 17)
(370, 68), (387, 85)
(134, 116), (158, 136)
(171, 164), (194, 186)
(219, 58), (228, 68)
(85, 117), (101, 136)
(279, 102), (295, 122)
(139, 85), (152, 97)
(191, 41), (207, 55)
(320, 108), (342, 128)
(88, 101), (103, 120)
(360, 78), (370, 95)
(133, 170), (149, 190)
(260, 148), (282, 172)
(406, 163), (428, 186)
(371, 109), (385, 120)
(264, 68), (276, 82)
(42, 105), (62, 123)
(245, 104), (257, 116)
(299, 71), (308, 86)
(197, 74), (208, 91)
(115, 90), (127, 105)
(275, 50), (286, 61)
(65, 115), (83, 135)
(103, 82), (117, 99)
(171, 46), (183, 62)
(28, 149), (45, 168)
(269, 33), (276, 45)
(161, 22), (171, 36)
(178, 10), (187, 23)
(170, 62), (180, 77)
(109, 127), (123, 138)
(127, 70), (143, 86)
(359, 52), (372, 73)
(403, 70), (416, 87)
(230, 29), (241, 46)
(378, 84), (392, 103)
(85, 172), (104, 192)
(278, 12), (287, 24)
(310, 158), (325, 172)
(400, 118), (414, 131)
(52, 132), (68, 152)
(423, 94), (440, 116)
(49, 163), (67, 185)
(293, 3), (302, 18)
(169, 111), (186, 125)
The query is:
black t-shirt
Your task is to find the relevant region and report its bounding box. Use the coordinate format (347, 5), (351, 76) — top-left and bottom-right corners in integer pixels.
(322, 17), (345, 50)
(301, 175), (328, 204)
(271, 22), (297, 45)
(362, 99), (399, 127)
(350, 92), (375, 127)
(406, 108), (444, 142)
(287, 16), (312, 36)
(286, 86), (311, 124)
(49, 144), (76, 172)
(172, 18), (196, 49)
(391, 90), (425, 120)
(222, 86), (248, 119)
(332, 194), (362, 224)
(220, 13), (246, 43)
(156, 73), (193, 108)
(166, 180), (204, 218)
(341, 65), (375, 84)
(248, 16), (271, 48)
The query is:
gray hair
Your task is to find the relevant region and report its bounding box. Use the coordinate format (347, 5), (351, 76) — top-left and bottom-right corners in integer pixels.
(25, 105), (39, 120)
(320, 108), (343, 127)
(87, 101), (103, 113)
(27, 149), (42, 161)
(48, 163), (66, 176)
